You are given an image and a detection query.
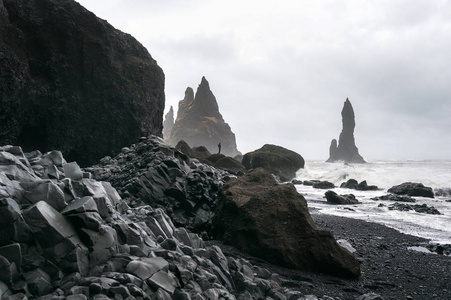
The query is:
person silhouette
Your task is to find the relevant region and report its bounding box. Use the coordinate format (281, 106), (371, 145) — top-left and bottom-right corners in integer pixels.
(218, 142), (221, 154)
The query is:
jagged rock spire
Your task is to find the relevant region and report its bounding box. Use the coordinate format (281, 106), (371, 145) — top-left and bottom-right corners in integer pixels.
(327, 98), (365, 163)
(166, 77), (241, 157)
(162, 106), (174, 140)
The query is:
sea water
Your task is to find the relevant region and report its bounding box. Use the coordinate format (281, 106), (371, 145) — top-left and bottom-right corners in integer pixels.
(295, 160), (451, 245)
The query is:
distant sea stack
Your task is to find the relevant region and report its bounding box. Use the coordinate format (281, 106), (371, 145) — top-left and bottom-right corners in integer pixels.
(162, 106), (174, 138)
(327, 98), (366, 163)
(166, 77), (241, 157)
(0, 0), (165, 166)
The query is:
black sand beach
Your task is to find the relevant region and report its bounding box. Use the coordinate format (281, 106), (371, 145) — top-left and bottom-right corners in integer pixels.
(211, 213), (451, 300)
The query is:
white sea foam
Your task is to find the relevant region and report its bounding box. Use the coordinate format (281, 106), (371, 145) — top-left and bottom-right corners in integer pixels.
(295, 160), (451, 244)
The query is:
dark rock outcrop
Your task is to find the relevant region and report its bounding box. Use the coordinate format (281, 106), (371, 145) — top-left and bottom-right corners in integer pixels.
(341, 179), (378, 191)
(0, 0), (164, 166)
(213, 168), (361, 278)
(388, 203), (441, 215)
(242, 144), (305, 181)
(162, 106), (174, 139)
(387, 182), (434, 198)
(371, 194), (416, 203)
(0, 142), (294, 299)
(325, 190), (360, 205)
(175, 140), (245, 175)
(327, 99), (365, 163)
(312, 181), (335, 189)
(166, 77), (241, 157)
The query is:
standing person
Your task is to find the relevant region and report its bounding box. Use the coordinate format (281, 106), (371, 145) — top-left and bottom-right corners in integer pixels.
(218, 142), (221, 154)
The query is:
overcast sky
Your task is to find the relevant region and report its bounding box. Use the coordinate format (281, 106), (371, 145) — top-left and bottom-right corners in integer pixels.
(76, 0), (451, 160)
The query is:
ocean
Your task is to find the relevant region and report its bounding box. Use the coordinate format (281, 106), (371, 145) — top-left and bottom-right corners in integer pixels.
(295, 160), (451, 245)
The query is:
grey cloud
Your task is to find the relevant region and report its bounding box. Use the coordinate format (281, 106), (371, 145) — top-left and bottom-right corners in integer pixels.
(76, 0), (451, 160)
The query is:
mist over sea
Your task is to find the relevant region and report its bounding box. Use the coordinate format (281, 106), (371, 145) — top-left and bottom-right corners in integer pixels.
(295, 160), (451, 245)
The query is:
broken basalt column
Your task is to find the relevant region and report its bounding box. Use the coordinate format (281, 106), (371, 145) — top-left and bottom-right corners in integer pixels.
(327, 98), (365, 163)
(0, 142), (300, 299)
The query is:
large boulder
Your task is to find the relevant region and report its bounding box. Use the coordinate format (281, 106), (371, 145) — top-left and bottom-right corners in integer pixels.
(166, 77), (241, 157)
(213, 168), (361, 278)
(325, 190), (360, 205)
(387, 182), (434, 198)
(0, 0), (164, 166)
(327, 99), (365, 163)
(242, 144), (304, 181)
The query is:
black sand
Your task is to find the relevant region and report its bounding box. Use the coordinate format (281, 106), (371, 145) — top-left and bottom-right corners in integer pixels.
(211, 213), (451, 300)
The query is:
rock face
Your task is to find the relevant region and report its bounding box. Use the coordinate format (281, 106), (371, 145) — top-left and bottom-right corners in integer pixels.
(242, 144), (305, 181)
(213, 168), (361, 278)
(327, 99), (365, 163)
(166, 77), (241, 157)
(162, 106), (174, 139)
(0, 0), (165, 166)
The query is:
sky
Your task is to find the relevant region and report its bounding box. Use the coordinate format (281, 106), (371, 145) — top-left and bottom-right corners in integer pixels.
(76, 0), (451, 160)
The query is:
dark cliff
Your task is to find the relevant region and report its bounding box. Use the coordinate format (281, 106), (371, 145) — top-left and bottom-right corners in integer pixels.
(327, 98), (365, 163)
(0, 0), (165, 166)
(166, 77), (241, 157)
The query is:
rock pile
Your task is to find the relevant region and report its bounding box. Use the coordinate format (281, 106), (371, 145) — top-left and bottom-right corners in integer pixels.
(388, 203), (441, 215)
(85, 137), (235, 236)
(371, 194), (416, 203)
(0, 143), (294, 299)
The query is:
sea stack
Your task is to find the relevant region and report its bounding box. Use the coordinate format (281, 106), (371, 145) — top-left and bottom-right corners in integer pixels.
(162, 106), (175, 139)
(327, 98), (365, 163)
(166, 77), (241, 157)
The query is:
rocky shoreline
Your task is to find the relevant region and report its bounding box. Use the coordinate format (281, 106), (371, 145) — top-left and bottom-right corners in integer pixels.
(1, 137), (450, 300)
(210, 213), (451, 300)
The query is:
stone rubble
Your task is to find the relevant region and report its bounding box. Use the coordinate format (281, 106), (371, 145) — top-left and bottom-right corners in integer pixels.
(0, 138), (371, 299)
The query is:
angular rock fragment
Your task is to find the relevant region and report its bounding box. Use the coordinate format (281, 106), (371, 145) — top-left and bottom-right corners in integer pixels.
(64, 162), (84, 180)
(0, 198), (33, 245)
(21, 180), (67, 211)
(23, 201), (89, 275)
(147, 270), (178, 294)
(62, 196), (103, 231)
